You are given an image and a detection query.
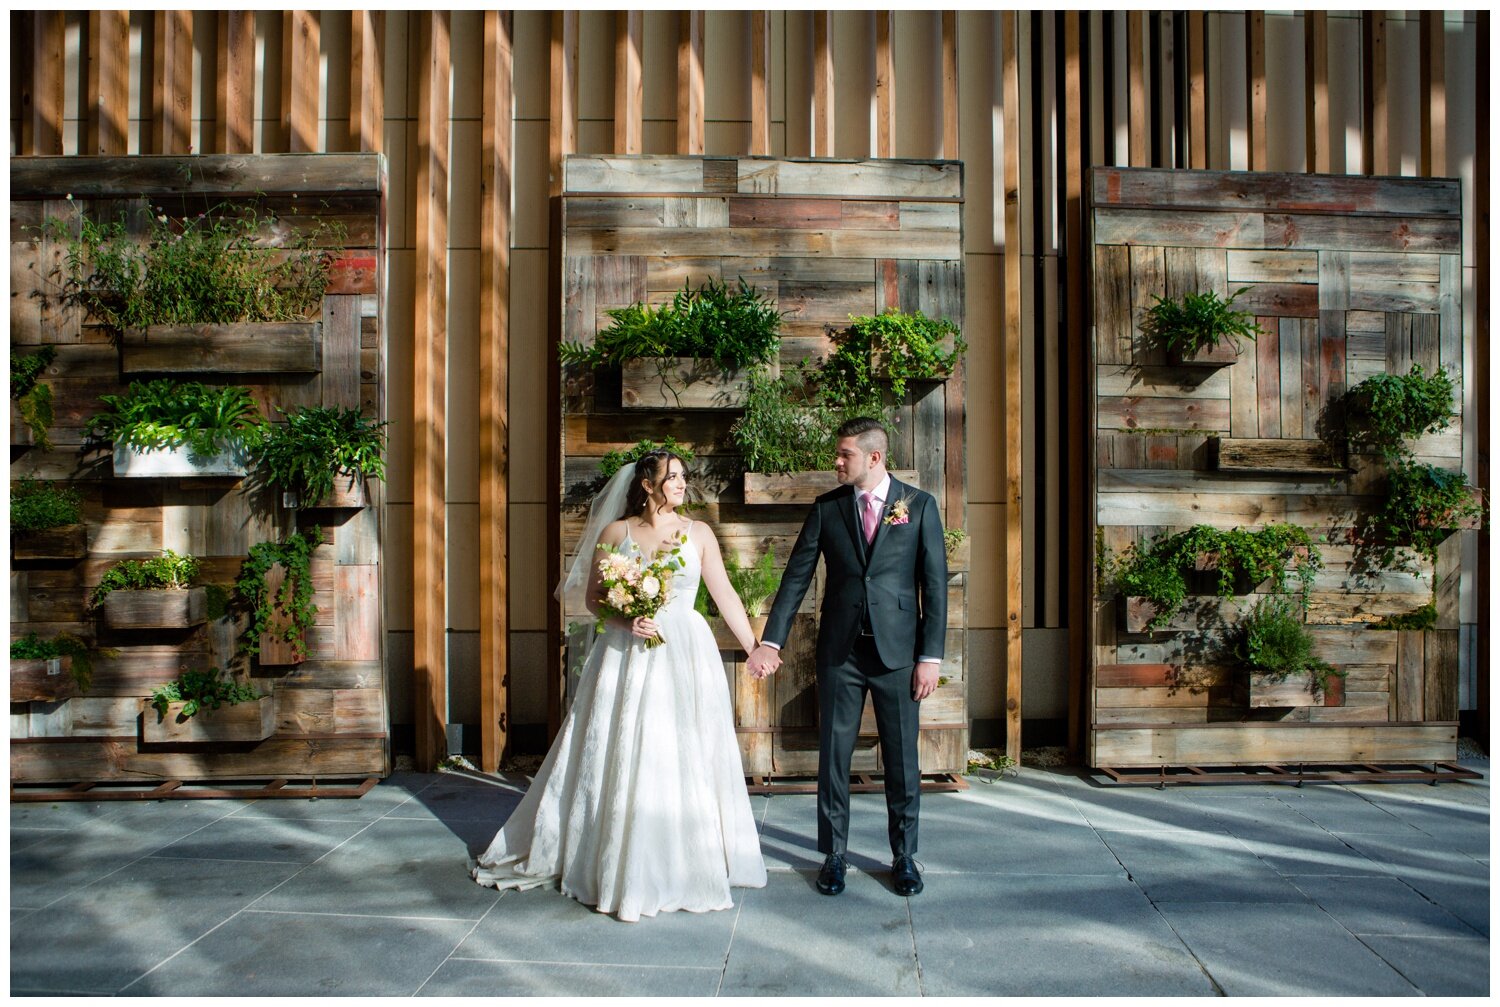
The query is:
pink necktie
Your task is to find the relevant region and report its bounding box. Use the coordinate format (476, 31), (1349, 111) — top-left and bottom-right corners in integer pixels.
(863, 493), (880, 544)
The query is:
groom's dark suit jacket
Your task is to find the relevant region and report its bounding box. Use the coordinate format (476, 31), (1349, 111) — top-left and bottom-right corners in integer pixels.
(762, 477), (947, 670)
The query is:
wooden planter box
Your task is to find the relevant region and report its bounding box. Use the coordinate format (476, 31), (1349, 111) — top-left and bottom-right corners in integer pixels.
(141, 694), (274, 744)
(13, 523), (87, 561)
(1168, 340), (1241, 367)
(1416, 488), (1486, 532)
(100, 587), (208, 629)
(620, 357), (771, 410)
(744, 469), (920, 506)
(945, 535), (970, 573)
(1248, 671), (1319, 708)
(281, 473), (367, 510)
(11, 656), (80, 703)
(711, 614), (770, 651)
(120, 321), (323, 375)
(112, 441), (250, 479)
(256, 562), (307, 667)
(1212, 437), (1347, 475)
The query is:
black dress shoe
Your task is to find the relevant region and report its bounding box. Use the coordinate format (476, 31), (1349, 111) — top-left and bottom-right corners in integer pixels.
(816, 853), (847, 896)
(892, 855), (923, 896)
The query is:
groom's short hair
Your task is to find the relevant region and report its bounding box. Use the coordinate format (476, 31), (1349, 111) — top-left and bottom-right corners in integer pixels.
(836, 416), (888, 457)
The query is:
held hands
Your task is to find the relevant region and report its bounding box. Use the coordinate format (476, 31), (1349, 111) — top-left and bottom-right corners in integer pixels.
(745, 643), (783, 679)
(912, 660), (940, 701)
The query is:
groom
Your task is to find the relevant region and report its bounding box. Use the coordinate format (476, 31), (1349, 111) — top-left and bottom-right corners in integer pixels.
(747, 417), (947, 897)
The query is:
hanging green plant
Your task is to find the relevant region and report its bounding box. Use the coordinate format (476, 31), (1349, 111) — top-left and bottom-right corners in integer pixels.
(11, 345), (57, 449)
(826, 309), (967, 400)
(10, 479), (83, 532)
(1368, 461), (1485, 571)
(89, 549), (201, 608)
(599, 437), (696, 479)
(1141, 287), (1261, 357)
(1343, 365), (1455, 460)
(85, 379), (268, 456)
(234, 526), (325, 660)
(559, 277), (782, 371)
(1233, 594), (1343, 694)
(149, 667), (262, 721)
(257, 405), (389, 505)
(47, 199), (343, 332)
(9, 632), (108, 693)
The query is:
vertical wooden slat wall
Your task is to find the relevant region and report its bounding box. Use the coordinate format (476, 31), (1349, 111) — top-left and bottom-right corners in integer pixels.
(85, 11), (129, 156)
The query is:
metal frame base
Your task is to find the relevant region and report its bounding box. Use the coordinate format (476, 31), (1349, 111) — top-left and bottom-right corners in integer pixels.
(1099, 762), (1483, 788)
(744, 772), (969, 795)
(10, 776), (381, 802)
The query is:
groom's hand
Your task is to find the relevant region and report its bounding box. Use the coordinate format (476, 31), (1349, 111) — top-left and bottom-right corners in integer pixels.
(746, 643), (782, 679)
(912, 660), (940, 701)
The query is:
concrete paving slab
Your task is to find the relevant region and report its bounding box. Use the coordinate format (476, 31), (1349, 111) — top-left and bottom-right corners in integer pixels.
(719, 869), (920, 996)
(122, 910), (476, 996)
(1289, 874), (1484, 938)
(1095, 828), (1308, 902)
(1380, 875), (1490, 938)
(9, 856), (302, 994)
(908, 872), (1216, 996)
(10, 821), (196, 907)
(916, 795), (1124, 876)
(1282, 790), (1426, 835)
(1356, 935), (1490, 996)
(1200, 799), (1391, 876)
(418, 958), (724, 996)
(1154, 901), (1421, 996)
(1051, 787), (1232, 832)
(381, 777), (527, 825)
(757, 793), (895, 873)
(251, 817), (502, 921)
(9, 799), (129, 826)
(457, 885), (739, 967)
(1353, 794), (1491, 855)
(149, 816), (371, 864)
(1335, 831), (1490, 879)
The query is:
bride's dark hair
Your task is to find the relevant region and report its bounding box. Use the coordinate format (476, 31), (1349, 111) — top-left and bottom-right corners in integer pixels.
(622, 449), (678, 519)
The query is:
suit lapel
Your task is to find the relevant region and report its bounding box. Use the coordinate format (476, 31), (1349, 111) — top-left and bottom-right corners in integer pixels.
(866, 476), (904, 562)
(839, 485), (868, 565)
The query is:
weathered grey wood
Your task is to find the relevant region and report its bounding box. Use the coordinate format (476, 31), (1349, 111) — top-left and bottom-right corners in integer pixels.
(1093, 724), (1456, 766)
(1227, 249), (1318, 283)
(12, 524), (88, 561)
(620, 357), (762, 409)
(1213, 437), (1345, 474)
(256, 562), (304, 667)
(10, 735), (385, 783)
(1095, 207), (1265, 248)
(11, 657), (81, 703)
(112, 443), (250, 479)
(1423, 628), (1459, 721)
(736, 159), (961, 199)
(1091, 167), (1461, 217)
(1264, 212), (1462, 254)
(11, 154), (385, 198)
(1096, 396), (1231, 431)
(1094, 244), (1133, 364)
(99, 587), (208, 629)
(140, 694), (275, 744)
(744, 469), (920, 505)
(119, 321), (322, 375)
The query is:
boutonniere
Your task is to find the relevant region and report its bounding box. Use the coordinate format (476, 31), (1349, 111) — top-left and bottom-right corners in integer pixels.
(883, 497), (911, 526)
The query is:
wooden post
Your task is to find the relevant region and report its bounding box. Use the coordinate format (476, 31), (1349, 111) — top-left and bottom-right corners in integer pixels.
(1362, 12), (1387, 176)
(941, 11), (959, 159)
(1001, 12), (1024, 765)
(283, 11), (320, 154)
(1477, 10), (1490, 752)
(1420, 10), (1446, 178)
(480, 11), (514, 773)
(677, 10), (705, 155)
(813, 11), (834, 157)
(1063, 11), (1087, 764)
(1246, 11), (1267, 170)
(750, 12), (771, 155)
(614, 11), (643, 155)
(351, 11), (385, 154)
(30, 12), (64, 156)
(1187, 11), (1206, 170)
(874, 12), (895, 158)
(549, 11), (578, 197)
(1305, 10), (1329, 173)
(86, 11), (130, 156)
(413, 11), (451, 772)
(152, 11), (192, 155)
(1126, 12), (1146, 167)
(216, 12), (255, 155)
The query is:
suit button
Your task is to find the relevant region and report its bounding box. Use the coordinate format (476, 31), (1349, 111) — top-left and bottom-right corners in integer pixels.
(864, 576), (871, 582)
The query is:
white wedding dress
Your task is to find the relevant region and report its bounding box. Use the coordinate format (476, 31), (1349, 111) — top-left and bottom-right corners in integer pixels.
(472, 526), (767, 921)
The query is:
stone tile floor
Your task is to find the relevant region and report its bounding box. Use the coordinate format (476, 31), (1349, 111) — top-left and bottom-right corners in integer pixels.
(8, 761), (1489, 996)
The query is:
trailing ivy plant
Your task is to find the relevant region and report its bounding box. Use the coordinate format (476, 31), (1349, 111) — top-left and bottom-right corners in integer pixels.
(1141, 287), (1261, 356)
(89, 549), (200, 608)
(1343, 365), (1455, 460)
(9, 632), (108, 692)
(85, 379), (268, 456)
(558, 278), (782, 371)
(1233, 594), (1343, 694)
(1369, 461), (1485, 571)
(47, 199), (342, 332)
(149, 667), (262, 721)
(599, 437), (695, 479)
(729, 369), (839, 474)
(234, 527), (324, 661)
(696, 548), (783, 620)
(11, 345), (57, 448)
(257, 405), (389, 504)
(825, 309), (967, 400)
(11, 479), (83, 532)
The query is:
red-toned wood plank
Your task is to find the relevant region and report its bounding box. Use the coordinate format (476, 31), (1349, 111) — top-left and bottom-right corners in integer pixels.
(1236, 282), (1319, 318)
(729, 197), (842, 229)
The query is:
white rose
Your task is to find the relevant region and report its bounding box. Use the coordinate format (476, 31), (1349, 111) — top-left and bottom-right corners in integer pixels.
(640, 576), (660, 599)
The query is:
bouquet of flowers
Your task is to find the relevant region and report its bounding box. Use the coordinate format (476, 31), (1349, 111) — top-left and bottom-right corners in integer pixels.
(594, 533), (687, 649)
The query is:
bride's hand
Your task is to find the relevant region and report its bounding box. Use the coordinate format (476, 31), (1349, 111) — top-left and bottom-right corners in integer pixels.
(630, 616), (659, 639)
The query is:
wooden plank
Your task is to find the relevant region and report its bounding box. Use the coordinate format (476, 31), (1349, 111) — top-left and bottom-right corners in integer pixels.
(1235, 282), (1318, 318)
(1064, 10), (1087, 760)
(1127, 12), (1146, 166)
(215, 12), (253, 154)
(1305, 594), (1442, 626)
(1362, 12), (1388, 176)
(10, 737), (386, 784)
(744, 470), (920, 506)
(1254, 315), (1280, 437)
(748, 13), (770, 155)
(12, 155), (384, 199)
(1264, 213), (1462, 255)
(549, 11), (578, 198)
(1129, 245), (1165, 363)
(620, 358), (759, 409)
(613, 11), (643, 155)
(1214, 438), (1344, 474)
(1227, 250), (1318, 284)
(1095, 208), (1265, 249)
(1097, 664), (1235, 689)
(152, 11), (192, 155)
(1187, 12), (1207, 169)
(1246, 11), (1266, 170)
(86, 11), (130, 155)
(1096, 687), (1238, 710)
(1420, 11), (1446, 177)
(1424, 629), (1459, 721)
(350, 11), (385, 154)
(564, 225), (958, 261)
(413, 12), (451, 771)
(118, 322), (323, 375)
(812, 11), (834, 157)
(1096, 396), (1230, 432)
(283, 11), (319, 153)
(1300, 317), (1321, 439)
(1093, 724), (1456, 766)
(1277, 317), (1303, 439)
(31, 11), (64, 155)
(1305, 11), (1330, 174)
(1092, 169), (1461, 217)
(736, 160), (961, 199)
(1001, 11), (1023, 765)
(874, 12), (896, 158)
(1395, 631), (1424, 722)
(941, 11), (959, 159)
(1097, 492), (1372, 530)
(1095, 365), (1230, 399)
(1094, 245), (1133, 365)
(676, 11), (704, 155)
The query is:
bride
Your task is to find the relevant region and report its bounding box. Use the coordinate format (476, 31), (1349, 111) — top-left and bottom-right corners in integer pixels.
(472, 448), (769, 921)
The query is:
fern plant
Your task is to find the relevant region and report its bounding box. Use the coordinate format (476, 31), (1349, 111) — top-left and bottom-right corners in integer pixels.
(89, 549), (200, 608)
(258, 405), (388, 504)
(11, 479), (83, 531)
(85, 379), (268, 456)
(828, 309), (967, 400)
(234, 527), (324, 661)
(696, 548), (784, 619)
(1234, 595), (1342, 693)
(149, 667), (262, 721)
(1142, 287), (1261, 356)
(11, 346), (57, 448)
